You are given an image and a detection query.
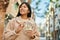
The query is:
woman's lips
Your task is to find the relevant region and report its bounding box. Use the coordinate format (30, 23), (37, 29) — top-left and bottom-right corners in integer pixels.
(20, 9), (25, 12)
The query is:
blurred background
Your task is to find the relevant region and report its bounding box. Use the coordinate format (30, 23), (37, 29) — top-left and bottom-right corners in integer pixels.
(0, 0), (60, 40)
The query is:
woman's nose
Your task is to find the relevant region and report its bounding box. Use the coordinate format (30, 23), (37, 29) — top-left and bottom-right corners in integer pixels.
(20, 7), (23, 10)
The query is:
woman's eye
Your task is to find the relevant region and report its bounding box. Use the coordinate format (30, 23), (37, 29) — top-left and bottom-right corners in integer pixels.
(24, 6), (26, 8)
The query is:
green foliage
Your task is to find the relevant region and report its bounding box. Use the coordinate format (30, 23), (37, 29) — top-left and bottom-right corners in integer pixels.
(14, 2), (19, 10)
(56, 0), (59, 1)
(50, 0), (53, 2)
(5, 14), (14, 25)
(55, 4), (58, 8)
(58, 5), (60, 7)
(44, 11), (49, 15)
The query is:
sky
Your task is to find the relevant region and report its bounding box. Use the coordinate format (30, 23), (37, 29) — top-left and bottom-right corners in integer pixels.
(30, 0), (50, 25)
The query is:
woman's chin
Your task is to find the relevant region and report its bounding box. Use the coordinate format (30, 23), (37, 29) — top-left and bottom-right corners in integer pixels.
(20, 13), (25, 15)
(21, 13), (26, 15)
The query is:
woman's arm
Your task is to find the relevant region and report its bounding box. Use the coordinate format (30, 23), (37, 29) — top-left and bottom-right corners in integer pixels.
(31, 23), (40, 40)
(34, 24), (40, 37)
(25, 20), (40, 39)
(4, 19), (18, 40)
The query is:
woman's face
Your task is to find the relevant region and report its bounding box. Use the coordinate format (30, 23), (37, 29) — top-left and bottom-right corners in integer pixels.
(20, 4), (29, 15)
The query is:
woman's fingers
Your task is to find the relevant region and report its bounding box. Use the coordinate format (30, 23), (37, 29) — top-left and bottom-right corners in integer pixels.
(25, 30), (36, 39)
(18, 22), (24, 28)
(26, 30), (35, 36)
(15, 24), (24, 33)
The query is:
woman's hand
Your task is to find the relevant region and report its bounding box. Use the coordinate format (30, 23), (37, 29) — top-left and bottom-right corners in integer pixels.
(26, 30), (36, 39)
(15, 23), (24, 34)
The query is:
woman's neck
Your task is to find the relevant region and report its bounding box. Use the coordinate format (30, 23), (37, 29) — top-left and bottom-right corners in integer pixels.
(21, 15), (28, 20)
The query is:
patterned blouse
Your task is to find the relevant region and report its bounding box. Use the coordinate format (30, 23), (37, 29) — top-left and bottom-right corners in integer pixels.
(3, 16), (40, 40)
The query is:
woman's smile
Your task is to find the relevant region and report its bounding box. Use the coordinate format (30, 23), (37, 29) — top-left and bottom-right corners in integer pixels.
(20, 4), (29, 15)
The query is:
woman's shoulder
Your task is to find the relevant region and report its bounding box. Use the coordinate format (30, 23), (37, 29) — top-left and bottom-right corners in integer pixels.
(28, 18), (35, 24)
(8, 17), (19, 22)
(29, 18), (35, 21)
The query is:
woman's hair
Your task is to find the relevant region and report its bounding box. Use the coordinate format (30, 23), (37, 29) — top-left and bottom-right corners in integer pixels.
(16, 2), (31, 17)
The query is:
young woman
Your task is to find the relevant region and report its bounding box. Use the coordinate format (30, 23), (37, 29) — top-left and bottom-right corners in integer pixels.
(4, 2), (40, 40)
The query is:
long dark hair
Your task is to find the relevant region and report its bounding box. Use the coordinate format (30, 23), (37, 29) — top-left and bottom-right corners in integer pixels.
(16, 2), (31, 17)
